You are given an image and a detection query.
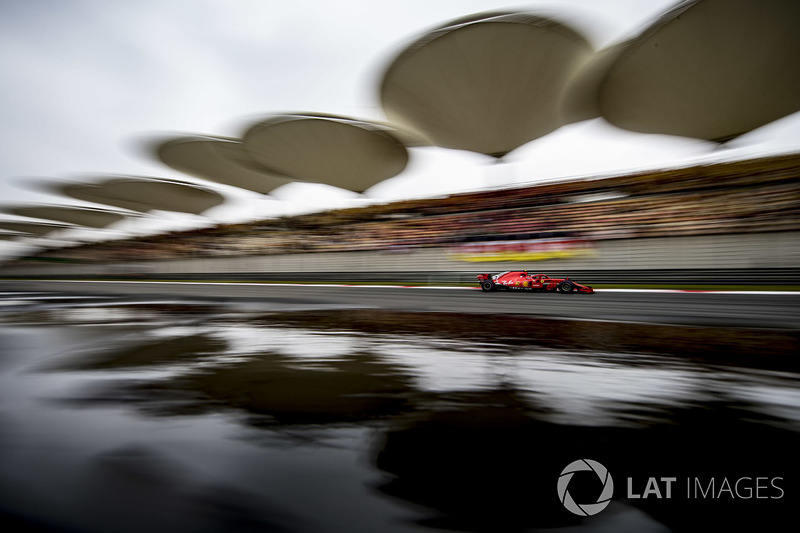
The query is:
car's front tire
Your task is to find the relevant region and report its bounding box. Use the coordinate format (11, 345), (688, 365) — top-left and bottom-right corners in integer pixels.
(558, 281), (574, 293)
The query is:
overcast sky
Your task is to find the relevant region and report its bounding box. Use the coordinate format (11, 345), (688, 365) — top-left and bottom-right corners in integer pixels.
(1, 0), (799, 254)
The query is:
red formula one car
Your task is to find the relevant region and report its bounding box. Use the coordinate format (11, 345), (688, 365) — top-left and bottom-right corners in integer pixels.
(477, 271), (594, 293)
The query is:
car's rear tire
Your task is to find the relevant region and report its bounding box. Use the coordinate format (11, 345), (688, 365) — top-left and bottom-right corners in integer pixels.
(558, 281), (574, 293)
(481, 280), (495, 292)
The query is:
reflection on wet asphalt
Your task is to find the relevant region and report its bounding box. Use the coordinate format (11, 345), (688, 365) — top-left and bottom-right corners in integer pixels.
(0, 293), (798, 532)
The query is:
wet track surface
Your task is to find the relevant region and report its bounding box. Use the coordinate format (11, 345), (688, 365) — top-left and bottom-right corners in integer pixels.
(4, 280), (800, 328)
(0, 287), (798, 532)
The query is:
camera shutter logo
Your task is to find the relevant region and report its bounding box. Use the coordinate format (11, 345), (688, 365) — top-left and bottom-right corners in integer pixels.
(557, 459), (614, 516)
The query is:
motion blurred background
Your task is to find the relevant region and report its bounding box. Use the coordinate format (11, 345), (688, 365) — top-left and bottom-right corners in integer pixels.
(0, 0), (797, 282)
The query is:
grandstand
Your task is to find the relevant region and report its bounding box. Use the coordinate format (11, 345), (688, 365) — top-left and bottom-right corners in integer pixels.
(8, 153), (798, 267)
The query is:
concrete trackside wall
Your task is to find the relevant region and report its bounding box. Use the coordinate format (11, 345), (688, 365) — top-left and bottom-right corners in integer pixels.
(2, 231), (798, 278)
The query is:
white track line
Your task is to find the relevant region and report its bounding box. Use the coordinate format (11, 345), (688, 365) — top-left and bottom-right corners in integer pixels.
(595, 289), (800, 295)
(10, 280), (800, 295)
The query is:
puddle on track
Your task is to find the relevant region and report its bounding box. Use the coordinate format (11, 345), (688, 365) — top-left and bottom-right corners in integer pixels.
(0, 296), (798, 532)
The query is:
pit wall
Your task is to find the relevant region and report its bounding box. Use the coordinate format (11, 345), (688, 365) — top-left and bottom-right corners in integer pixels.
(2, 232), (799, 279)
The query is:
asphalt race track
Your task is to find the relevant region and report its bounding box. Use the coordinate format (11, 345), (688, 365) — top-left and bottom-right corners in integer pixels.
(3, 280), (799, 329)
